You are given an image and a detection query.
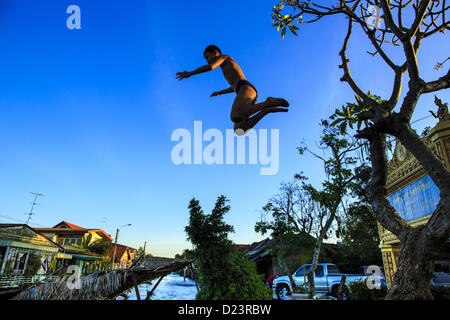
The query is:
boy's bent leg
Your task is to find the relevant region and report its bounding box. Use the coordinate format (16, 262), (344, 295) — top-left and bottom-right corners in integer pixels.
(230, 86), (290, 122)
(234, 107), (288, 136)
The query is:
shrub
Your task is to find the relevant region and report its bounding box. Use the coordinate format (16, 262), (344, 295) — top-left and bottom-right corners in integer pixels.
(348, 279), (387, 300)
(430, 286), (450, 300)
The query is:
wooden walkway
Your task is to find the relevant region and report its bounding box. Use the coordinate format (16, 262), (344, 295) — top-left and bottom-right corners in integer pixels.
(11, 257), (194, 300)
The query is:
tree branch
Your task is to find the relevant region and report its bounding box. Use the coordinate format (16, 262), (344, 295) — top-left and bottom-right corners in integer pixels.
(366, 131), (409, 238)
(339, 16), (379, 109)
(423, 68), (450, 93)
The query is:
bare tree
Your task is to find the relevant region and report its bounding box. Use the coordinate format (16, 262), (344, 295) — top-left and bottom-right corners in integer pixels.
(255, 180), (320, 237)
(255, 180), (316, 290)
(273, 0), (450, 299)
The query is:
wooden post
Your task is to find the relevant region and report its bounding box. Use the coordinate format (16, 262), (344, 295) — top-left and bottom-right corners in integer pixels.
(338, 275), (346, 300)
(144, 275), (166, 300)
(190, 263), (200, 293)
(131, 272), (141, 300)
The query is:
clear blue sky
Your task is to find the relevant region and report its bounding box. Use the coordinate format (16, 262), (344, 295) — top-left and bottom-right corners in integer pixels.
(0, 0), (448, 257)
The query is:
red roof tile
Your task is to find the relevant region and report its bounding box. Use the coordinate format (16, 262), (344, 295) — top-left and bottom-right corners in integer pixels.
(53, 221), (85, 229)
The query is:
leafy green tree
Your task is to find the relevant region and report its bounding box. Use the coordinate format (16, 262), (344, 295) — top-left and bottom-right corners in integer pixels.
(185, 196), (272, 300)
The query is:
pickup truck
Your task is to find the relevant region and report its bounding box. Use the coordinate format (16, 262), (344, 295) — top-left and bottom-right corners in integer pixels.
(273, 263), (367, 300)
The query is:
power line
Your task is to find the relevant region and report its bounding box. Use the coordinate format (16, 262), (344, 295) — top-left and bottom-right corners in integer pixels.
(411, 114), (433, 124)
(0, 214), (47, 227)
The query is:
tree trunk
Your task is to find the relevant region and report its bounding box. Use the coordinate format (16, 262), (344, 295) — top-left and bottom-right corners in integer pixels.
(307, 239), (322, 298)
(338, 275), (346, 300)
(279, 256), (296, 291)
(386, 228), (435, 300)
(307, 203), (340, 298)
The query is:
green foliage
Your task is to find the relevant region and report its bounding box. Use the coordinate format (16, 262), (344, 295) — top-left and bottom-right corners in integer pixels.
(175, 249), (195, 261)
(348, 279), (387, 300)
(88, 239), (113, 256)
(272, 3), (303, 39)
(185, 196), (272, 300)
(217, 252), (273, 300)
(329, 94), (384, 134)
(430, 286), (450, 300)
(293, 282), (309, 294)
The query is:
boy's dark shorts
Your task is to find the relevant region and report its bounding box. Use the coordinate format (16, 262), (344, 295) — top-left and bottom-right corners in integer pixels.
(235, 80), (258, 104)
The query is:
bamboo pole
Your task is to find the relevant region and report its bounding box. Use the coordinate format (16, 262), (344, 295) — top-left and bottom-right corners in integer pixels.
(131, 272), (141, 300)
(144, 274), (166, 300)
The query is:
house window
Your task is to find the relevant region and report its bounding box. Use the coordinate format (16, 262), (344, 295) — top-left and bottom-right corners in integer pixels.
(13, 252), (28, 274)
(62, 238), (82, 246)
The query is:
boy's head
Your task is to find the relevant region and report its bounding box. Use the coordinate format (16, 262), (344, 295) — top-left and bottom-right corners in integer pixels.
(203, 45), (221, 64)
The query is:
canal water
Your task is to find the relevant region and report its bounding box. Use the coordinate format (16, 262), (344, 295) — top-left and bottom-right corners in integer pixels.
(117, 273), (198, 300)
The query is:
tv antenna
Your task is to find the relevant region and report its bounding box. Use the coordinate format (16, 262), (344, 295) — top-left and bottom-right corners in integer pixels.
(25, 192), (45, 225)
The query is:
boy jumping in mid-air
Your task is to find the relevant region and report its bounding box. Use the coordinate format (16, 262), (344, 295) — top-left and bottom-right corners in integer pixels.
(176, 45), (289, 135)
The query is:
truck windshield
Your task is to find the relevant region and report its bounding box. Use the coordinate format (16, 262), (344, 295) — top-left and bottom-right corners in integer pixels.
(295, 265), (311, 276)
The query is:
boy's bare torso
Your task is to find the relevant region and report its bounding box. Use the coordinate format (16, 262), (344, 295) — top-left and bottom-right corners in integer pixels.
(218, 55), (246, 91)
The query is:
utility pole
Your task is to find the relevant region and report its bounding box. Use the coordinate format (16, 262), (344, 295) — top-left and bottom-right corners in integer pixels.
(25, 192), (44, 225)
(112, 229), (120, 270)
(111, 224), (131, 270)
(143, 241), (148, 256)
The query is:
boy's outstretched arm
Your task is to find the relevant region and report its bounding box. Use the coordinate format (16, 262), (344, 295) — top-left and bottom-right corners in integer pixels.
(211, 87), (234, 97)
(176, 65), (211, 81)
(176, 55), (229, 81)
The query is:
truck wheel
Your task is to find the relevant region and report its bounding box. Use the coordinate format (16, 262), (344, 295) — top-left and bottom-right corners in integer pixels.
(276, 284), (290, 300)
(332, 285), (349, 300)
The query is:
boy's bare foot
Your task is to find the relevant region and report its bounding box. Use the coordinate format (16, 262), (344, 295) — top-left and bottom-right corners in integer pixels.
(234, 107), (288, 136)
(266, 97), (289, 108)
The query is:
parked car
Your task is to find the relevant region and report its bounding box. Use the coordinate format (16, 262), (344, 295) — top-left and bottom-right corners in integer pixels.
(272, 263), (367, 300)
(265, 275), (278, 289)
